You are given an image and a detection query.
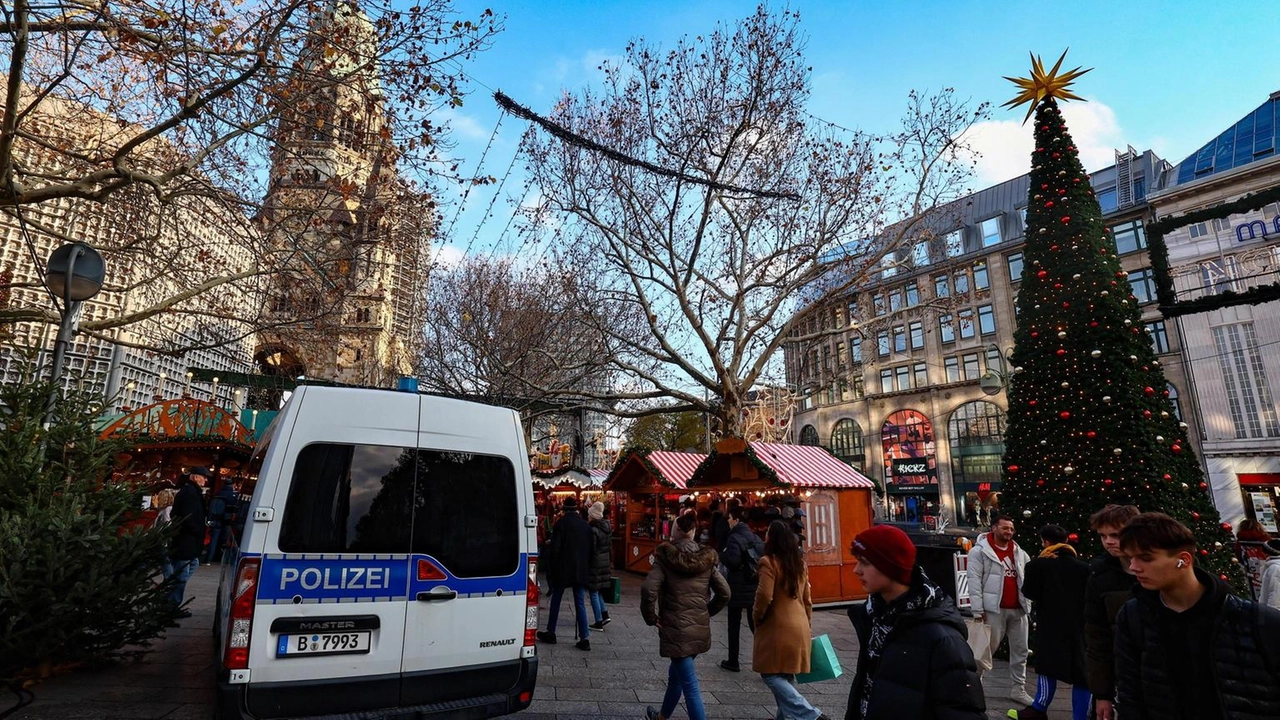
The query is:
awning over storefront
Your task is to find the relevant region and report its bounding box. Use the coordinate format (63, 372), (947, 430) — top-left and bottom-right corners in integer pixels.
(688, 439), (876, 490)
(604, 449), (708, 492)
(99, 398), (254, 449)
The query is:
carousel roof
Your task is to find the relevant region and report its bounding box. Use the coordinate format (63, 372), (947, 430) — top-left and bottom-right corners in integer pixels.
(689, 441), (875, 489)
(98, 398), (255, 450)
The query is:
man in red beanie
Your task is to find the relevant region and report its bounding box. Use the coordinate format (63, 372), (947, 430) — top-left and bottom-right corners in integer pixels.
(845, 525), (985, 720)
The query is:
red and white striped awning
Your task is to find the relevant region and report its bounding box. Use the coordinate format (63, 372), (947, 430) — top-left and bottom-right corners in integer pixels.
(646, 450), (708, 490)
(749, 442), (876, 489)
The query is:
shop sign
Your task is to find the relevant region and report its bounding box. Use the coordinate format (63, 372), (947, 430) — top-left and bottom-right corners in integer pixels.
(892, 458), (930, 476)
(1235, 218), (1280, 244)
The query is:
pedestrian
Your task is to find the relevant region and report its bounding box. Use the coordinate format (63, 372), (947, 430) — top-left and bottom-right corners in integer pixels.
(713, 497), (740, 556)
(753, 520), (831, 720)
(719, 504), (765, 672)
(1235, 518), (1272, 543)
(167, 466), (210, 616)
(152, 488), (176, 580)
(1115, 512), (1280, 719)
(641, 512), (730, 720)
(537, 496), (594, 650)
(966, 514), (1033, 706)
(847, 524), (985, 720)
(586, 501), (613, 631)
(1081, 504), (1139, 720)
(204, 479), (238, 564)
(1258, 538), (1280, 610)
(1013, 525), (1091, 720)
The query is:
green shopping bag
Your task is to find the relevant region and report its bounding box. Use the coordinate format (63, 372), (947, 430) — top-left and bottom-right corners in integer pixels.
(796, 634), (843, 684)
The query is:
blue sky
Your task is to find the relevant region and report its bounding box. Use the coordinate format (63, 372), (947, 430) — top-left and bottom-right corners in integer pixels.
(436, 0), (1280, 262)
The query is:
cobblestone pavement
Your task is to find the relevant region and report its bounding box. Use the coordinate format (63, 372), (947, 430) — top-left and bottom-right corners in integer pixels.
(9, 566), (1077, 720)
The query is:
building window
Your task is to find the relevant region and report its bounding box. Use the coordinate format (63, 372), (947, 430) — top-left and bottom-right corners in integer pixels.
(846, 300), (858, 325)
(1146, 321), (1170, 354)
(881, 253), (898, 279)
(878, 331), (890, 357)
(913, 362), (928, 388)
(1097, 187), (1118, 214)
(1111, 220), (1147, 255)
(850, 376), (865, 399)
(799, 425), (819, 446)
(880, 368), (893, 393)
(851, 338), (862, 363)
(873, 293), (886, 316)
(948, 400), (1008, 527)
(958, 308), (976, 339)
(977, 304), (996, 335)
(893, 325), (907, 353)
(836, 341), (848, 369)
(1007, 252), (1024, 281)
(934, 275), (950, 298)
(962, 353), (981, 380)
(830, 419), (865, 462)
(1189, 221), (1209, 239)
(895, 365), (911, 391)
(355, 307), (372, 323)
(973, 261), (989, 290)
(909, 321), (924, 350)
(905, 281), (920, 307)
(944, 356), (960, 383)
(1212, 215), (1232, 233)
(985, 346), (1003, 373)
(955, 271), (970, 295)
(1212, 323), (1280, 438)
(939, 314), (955, 344)
(889, 288), (904, 312)
(980, 216), (1002, 247)
(913, 240), (931, 267)
(945, 230), (965, 257)
(1167, 384), (1182, 421)
(1128, 269), (1157, 304)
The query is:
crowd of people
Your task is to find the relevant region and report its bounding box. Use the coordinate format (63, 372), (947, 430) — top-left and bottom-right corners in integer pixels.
(537, 491), (1280, 720)
(149, 466), (241, 620)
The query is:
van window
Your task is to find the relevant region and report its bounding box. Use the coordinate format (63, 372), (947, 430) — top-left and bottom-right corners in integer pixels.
(413, 450), (519, 578)
(279, 443), (415, 553)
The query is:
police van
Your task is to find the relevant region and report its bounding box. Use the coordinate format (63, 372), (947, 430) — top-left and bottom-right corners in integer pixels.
(213, 385), (539, 719)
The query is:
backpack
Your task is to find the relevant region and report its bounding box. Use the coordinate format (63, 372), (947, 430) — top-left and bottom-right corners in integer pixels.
(741, 542), (761, 582)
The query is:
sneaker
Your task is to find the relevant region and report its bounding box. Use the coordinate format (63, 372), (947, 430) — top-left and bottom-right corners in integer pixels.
(718, 659), (740, 672)
(1010, 688), (1035, 706)
(645, 706), (661, 720)
(589, 621), (607, 631)
(575, 638), (590, 651)
(602, 614), (612, 627)
(536, 631), (557, 644)
(176, 609), (193, 619)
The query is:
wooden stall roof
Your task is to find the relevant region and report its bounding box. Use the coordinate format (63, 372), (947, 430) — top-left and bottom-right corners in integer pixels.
(99, 398), (254, 451)
(688, 440), (876, 490)
(604, 449), (707, 492)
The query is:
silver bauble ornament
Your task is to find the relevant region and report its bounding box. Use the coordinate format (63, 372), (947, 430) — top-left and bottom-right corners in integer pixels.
(1091, 350), (1102, 358)
(1064, 466), (1075, 475)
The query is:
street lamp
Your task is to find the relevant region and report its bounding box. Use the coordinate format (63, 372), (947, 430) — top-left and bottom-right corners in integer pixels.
(979, 343), (1018, 396)
(43, 242), (105, 422)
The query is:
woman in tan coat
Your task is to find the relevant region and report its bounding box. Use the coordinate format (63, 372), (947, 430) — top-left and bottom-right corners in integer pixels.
(753, 520), (831, 720)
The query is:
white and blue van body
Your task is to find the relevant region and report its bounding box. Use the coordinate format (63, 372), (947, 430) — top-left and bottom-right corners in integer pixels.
(213, 386), (540, 719)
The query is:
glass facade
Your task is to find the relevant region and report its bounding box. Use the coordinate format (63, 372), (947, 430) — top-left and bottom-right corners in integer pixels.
(948, 401), (1008, 527)
(881, 409), (938, 523)
(1177, 97), (1279, 184)
(830, 418), (864, 467)
(799, 424), (819, 446)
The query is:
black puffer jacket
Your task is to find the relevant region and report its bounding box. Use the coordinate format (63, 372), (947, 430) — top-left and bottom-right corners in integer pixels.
(587, 518), (612, 592)
(722, 521), (764, 609)
(846, 568), (986, 720)
(546, 511), (592, 588)
(1115, 568), (1280, 720)
(1083, 553), (1138, 700)
(169, 479), (206, 561)
(641, 538), (730, 658)
(1022, 543), (1089, 684)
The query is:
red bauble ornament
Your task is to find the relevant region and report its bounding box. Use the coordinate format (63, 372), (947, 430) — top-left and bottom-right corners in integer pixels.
(1031, 331), (1039, 338)
(1192, 512), (1202, 520)
(1029, 400), (1038, 406)
(1062, 302), (1070, 308)
(1045, 201), (1055, 208)
(1103, 478), (1113, 485)
(1037, 270), (1048, 279)
(1143, 410), (1152, 418)
(1163, 473), (1172, 481)
(1056, 349), (1067, 356)
(1144, 386), (1155, 395)
(1037, 480), (1045, 487)
(1222, 522), (1233, 532)
(1090, 321), (1099, 328)
(1086, 431), (1097, 439)
(1054, 283), (1063, 290)
(1200, 482), (1208, 489)
(1008, 465), (1020, 473)
(1058, 189), (1066, 195)
(1199, 549), (1209, 556)
(1068, 533), (1079, 542)
(1041, 183), (1049, 189)
(1172, 444), (1183, 453)
(1061, 216), (1072, 224)
(1059, 411), (1071, 419)
(1053, 152), (1061, 159)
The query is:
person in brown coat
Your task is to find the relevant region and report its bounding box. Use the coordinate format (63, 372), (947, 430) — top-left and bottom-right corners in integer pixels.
(753, 520), (831, 720)
(641, 512), (730, 720)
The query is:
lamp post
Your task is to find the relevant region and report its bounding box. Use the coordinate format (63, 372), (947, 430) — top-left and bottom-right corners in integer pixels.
(43, 242), (105, 424)
(979, 343), (1018, 396)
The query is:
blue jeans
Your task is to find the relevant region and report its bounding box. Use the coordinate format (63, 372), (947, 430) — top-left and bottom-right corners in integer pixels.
(166, 558), (199, 608)
(546, 585), (589, 640)
(589, 589), (605, 623)
(660, 655), (705, 720)
(761, 673), (822, 720)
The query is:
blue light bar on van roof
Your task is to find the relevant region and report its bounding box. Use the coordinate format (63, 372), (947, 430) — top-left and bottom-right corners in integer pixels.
(397, 377), (419, 393)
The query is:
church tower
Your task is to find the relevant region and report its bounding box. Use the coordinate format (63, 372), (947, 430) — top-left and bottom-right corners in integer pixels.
(256, 0), (430, 390)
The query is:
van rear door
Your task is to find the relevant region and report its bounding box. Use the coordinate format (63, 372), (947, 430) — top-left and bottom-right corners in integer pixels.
(246, 389), (419, 719)
(400, 403), (533, 706)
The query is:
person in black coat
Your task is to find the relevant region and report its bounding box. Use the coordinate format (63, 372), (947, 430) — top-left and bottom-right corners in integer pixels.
(586, 501), (613, 631)
(718, 505), (764, 672)
(1115, 512), (1280, 720)
(167, 466), (210, 615)
(713, 497), (739, 560)
(1081, 504), (1140, 720)
(537, 497), (595, 650)
(1016, 525), (1091, 720)
(847, 525), (985, 720)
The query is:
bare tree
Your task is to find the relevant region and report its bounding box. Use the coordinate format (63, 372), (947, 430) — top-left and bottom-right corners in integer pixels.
(519, 6), (986, 438)
(0, 0), (498, 352)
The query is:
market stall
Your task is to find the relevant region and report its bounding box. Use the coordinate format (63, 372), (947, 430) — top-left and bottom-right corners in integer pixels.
(688, 438), (876, 603)
(603, 449), (707, 574)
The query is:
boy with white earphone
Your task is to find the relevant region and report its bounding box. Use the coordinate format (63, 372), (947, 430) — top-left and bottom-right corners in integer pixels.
(1112, 513), (1280, 720)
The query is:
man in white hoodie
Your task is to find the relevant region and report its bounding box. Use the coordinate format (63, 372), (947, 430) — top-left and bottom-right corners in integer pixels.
(967, 513), (1032, 706)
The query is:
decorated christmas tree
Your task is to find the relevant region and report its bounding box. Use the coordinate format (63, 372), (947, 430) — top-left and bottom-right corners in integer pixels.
(998, 52), (1239, 582)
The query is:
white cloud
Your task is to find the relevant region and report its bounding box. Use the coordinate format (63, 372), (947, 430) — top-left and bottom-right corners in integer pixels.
(437, 108), (490, 143)
(961, 99), (1128, 187)
(431, 244), (465, 270)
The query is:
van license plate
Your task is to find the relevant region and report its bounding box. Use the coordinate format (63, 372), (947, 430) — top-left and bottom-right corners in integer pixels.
(277, 631), (372, 657)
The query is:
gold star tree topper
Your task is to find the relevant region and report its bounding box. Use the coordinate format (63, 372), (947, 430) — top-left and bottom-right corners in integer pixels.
(1003, 50), (1093, 124)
